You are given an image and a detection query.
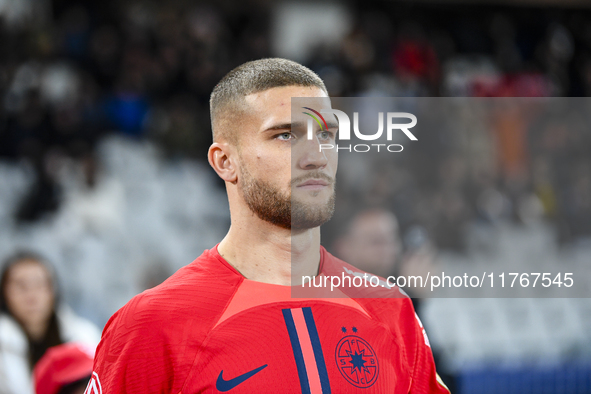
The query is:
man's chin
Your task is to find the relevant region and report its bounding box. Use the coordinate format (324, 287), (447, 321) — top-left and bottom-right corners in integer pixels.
(292, 191), (334, 207)
(292, 187), (333, 199)
(290, 198), (335, 230)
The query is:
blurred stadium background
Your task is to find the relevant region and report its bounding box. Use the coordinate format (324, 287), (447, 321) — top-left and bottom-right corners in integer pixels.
(1, 0), (591, 392)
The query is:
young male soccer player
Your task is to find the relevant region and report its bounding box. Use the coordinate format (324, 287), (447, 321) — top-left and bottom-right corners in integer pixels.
(87, 58), (450, 393)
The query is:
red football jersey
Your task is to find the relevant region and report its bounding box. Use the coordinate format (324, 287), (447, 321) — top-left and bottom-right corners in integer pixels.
(86, 246), (450, 393)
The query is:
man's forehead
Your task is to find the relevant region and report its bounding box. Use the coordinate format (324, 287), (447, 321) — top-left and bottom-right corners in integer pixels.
(244, 86), (328, 108)
(243, 86), (331, 129)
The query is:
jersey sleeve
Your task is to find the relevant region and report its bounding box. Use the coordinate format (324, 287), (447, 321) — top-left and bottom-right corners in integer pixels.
(87, 295), (175, 394)
(409, 312), (450, 394)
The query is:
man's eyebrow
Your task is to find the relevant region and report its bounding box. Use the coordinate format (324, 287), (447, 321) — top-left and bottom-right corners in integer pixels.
(264, 120), (339, 132)
(265, 122), (297, 131)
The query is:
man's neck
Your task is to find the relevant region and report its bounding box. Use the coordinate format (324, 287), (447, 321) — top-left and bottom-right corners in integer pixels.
(217, 218), (321, 286)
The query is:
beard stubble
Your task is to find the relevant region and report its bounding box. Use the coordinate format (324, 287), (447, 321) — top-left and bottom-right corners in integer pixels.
(239, 166), (335, 230)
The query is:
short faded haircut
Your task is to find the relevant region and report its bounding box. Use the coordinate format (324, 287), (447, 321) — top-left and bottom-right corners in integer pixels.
(210, 58), (327, 143)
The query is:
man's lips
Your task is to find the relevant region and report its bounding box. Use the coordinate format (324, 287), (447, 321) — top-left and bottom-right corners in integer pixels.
(297, 179), (330, 189)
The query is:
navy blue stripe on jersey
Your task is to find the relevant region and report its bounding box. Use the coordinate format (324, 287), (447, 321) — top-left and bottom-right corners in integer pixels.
(302, 307), (331, 394)
(283, 308), (311, 394)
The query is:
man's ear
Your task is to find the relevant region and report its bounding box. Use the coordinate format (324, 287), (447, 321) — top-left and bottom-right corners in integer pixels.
(208, 142), (238, 184)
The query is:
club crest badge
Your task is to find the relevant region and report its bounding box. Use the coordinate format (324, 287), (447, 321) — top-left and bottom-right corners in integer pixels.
(335, 333), (379, 388)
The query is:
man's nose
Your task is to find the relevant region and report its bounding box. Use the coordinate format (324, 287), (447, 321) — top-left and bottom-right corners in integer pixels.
(298, 138), (329, 169)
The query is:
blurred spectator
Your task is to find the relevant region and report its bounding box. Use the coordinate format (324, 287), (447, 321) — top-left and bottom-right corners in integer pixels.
(332, 208), (401, 278)
(58, 144), (125, 237)
(391, 22), (440, 95)
(104, 75), (150, 138)
(399, 226), (440, 299)
(33, 342), (94, 394)
(331, 208), (441, 298)
(14, 144), (62, 224)
(0, 252), (100, 394)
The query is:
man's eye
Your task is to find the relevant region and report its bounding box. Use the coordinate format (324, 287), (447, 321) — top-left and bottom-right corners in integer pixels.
(276, 132), (293, 141)
(318, 131), (334, 140)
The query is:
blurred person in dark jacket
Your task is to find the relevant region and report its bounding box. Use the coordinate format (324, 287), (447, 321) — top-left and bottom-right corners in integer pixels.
(0, 252), (100, 394)
(332, 208), (402, 279)
(332, 208), (436, 298)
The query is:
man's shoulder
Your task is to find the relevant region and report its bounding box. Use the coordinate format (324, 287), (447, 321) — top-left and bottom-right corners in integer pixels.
(93, 248), (243, 392)
(319, 248), (417, 328)
(107, 247), (242, 333)
(320, 247), (410, 300)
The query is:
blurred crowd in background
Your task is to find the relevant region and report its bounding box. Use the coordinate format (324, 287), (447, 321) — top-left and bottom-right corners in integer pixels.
(1, 0), (590, 249)
(1, 0), (591, 393)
